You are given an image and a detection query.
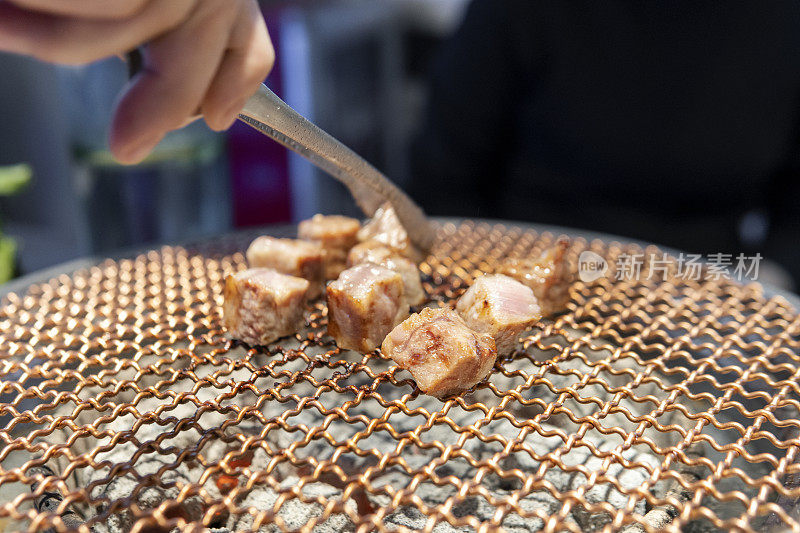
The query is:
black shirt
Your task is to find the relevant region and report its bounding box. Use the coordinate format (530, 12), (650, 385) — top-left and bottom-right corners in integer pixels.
(410, 0), (800, 279)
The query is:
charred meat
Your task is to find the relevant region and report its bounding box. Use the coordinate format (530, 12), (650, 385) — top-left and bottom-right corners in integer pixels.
(348, 241), (426, 307)
(347, 240), (396, 268)
(223, 268), (309, 346)
(299, 214), (361, 279)
(357, 203), (425, 264)
(299, 214), (360, 248)
(379, 255), (426, 307)
(246, 236), (325, 297)
(326, 263), (410, 352)
(381, 307), (497, 398)
(500, 239), (572, 316)
(455, 274), (541, 355)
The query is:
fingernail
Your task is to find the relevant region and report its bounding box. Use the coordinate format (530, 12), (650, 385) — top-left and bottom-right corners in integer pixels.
(179, 114), (202, 129)
(222, 99), (247, 129)
(220, 113), (238, 131)
(123, 134), (161, 164)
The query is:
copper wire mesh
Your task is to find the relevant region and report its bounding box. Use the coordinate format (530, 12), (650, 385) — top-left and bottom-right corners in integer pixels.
(0, 220), (799, 533)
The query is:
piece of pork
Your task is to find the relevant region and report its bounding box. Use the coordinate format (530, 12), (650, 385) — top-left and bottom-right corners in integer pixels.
(357, 203), (425, 264)
(326, 264), (409, 353)
(223, 268), (309, 346)
(381, 307), (497, 399)
(246, 236), (325, 297)
(299, 214), (360, 248)
(455, 274), (541, 355)
(500, 238), (572, 316)
(380, 255), (426, 307)
(347, 240), (396, 267)
(299, 214), (361, 279)
(348, 241), (426, 307)
(320, 249), (349, 280)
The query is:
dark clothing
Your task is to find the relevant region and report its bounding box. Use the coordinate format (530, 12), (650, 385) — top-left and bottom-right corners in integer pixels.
(410, 1), (800, 280)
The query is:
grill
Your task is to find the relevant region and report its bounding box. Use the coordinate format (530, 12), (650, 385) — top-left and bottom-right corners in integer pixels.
(1, 220), (799, 533)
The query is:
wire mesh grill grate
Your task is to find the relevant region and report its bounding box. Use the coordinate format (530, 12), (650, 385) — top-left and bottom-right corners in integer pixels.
(0, 220), (799, 533)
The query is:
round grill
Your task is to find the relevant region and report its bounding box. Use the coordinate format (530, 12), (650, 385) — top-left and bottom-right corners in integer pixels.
(1, 220), (798, 533)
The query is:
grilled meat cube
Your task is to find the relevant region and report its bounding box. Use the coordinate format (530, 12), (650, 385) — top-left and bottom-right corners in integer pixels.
(320, 248), (349, 280)
(455, 274), (541, 355)
(348, 241), (426, 307)
(299, 214), (360, 248)
(500, 239), (572, 316)
(380, 255), (426, 307)
(326, 263), (409, 352)
(382, 307), (497, 398)
(347, 240), (396, 267)
(246, 236), (325, 297)
(357, 203), (425, 264)
(299, 215), (361, 279)
(223, 268), (309, 346)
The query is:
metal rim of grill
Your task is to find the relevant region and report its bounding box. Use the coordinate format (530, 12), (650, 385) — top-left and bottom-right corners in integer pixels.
(0, 219), (799, 533)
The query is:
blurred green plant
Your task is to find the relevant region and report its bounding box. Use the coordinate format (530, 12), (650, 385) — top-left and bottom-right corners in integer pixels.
(0, 164), (32, 284)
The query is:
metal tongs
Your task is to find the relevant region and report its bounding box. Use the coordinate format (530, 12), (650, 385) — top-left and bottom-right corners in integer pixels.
(238, 85), (434, 252)
(126, 50), (434, 252)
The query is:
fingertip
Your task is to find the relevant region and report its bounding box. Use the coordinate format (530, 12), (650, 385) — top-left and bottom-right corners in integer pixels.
(204, 117), (234, 133)
(110, 140), (156, 165)
(108, 72), (173, 164)
(264, 37), (276, 76)
(109, 128), (162, 165)
(204, 97), (246, 132)
(203, 113), (231, 132)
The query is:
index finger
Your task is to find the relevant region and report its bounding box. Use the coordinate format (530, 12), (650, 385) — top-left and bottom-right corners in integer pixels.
(7, 0), (150, 20)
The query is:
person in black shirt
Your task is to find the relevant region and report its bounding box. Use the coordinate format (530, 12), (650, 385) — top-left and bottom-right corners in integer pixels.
(411, 0), (800, 285)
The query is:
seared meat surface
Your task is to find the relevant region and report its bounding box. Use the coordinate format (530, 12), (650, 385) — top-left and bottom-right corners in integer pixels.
(326, 263), (409, 352)
(455, 274), (541, 355)
(500, 239), (572, 316)
(223, 268), (309, 346)
(381, 307), (497, 398)
(347, 240), (396, 267)
(299, 214), (361, 279)
(379, 255), (426, 307)
(357, 203), (424, 264)
(348, 241), (426, 307)
(299, 214), (361, 248)
(246, 236), (325, 297)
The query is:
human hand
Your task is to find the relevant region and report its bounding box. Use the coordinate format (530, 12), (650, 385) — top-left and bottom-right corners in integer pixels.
(0, 0), (275, 164)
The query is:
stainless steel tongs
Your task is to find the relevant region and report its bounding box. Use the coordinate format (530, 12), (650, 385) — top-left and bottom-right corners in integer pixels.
(238, 84), (434, 252)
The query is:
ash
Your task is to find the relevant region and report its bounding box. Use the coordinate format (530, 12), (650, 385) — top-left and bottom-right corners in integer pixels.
(16, 327), (775, 533)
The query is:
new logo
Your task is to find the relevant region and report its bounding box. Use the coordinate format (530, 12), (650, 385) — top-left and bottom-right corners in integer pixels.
(578, 251), (608, 282)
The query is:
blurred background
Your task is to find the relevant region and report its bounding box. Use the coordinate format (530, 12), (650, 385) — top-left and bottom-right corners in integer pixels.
(0, 0), (798, 289)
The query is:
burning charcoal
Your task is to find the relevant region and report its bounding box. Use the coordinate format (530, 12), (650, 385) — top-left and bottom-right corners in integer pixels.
(326, 263), (409, 353)
(299, 214), (361, 280)
(455, 274), (541, 355)
(246, 236), (325, 297)
(230, 476), (354, 532)
(500, 238), (572, 316)
(365, 417), (660, 532)
(81, 404), (209, 533)
(357, 203), (425, 263)
(381, 307), (497, 398)
(27, 464), (84, 531)
(88, 462), (205, 533)
(373, 483), (559, 533)
(223, 268), (309, 346)
(348, 242), (426, 307)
